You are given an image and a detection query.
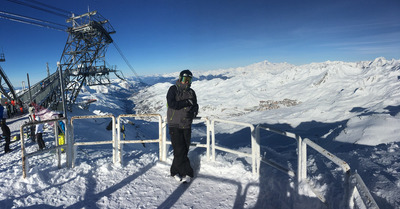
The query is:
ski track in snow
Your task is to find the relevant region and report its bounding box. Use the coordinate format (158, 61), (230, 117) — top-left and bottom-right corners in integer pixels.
(0, 57), (400, 208)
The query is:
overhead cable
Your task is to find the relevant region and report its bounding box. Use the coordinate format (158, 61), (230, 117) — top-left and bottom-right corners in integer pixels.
(28, 0), (71, 15)
(112, 41), (143, 83)
(0, 13), (65, 31)
(6, 0), (70, 18)
(0, 10), (68, 28)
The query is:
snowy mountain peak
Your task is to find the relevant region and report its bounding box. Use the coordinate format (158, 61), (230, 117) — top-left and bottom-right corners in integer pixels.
(373, 56), (387, 64)
(132, 57), (400, 142)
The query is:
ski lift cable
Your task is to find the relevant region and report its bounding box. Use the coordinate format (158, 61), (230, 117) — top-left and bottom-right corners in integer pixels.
(27, 0), (71, 16)
(0, 13), (65, 31)
(0, 10), (68, 28)
(0, 13), (65, 32)
(5, 0), (70, 19)
(112, 41), (143, 82)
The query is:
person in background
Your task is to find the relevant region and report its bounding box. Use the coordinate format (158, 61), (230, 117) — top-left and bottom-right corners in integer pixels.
(5, 101), (11, 118)
(166, 69), (199, 183)
(0, 119), (11, 153)
(0, 104), (4, 120)
(57, 114), (65, 134)
(18, 100), (23, 114)
(57, 114), (65, 150)
(28, 103), (35, 121)
(10, 100), (15, 117)
(28, 103), (36, 142)
(35, 117), (45, 150)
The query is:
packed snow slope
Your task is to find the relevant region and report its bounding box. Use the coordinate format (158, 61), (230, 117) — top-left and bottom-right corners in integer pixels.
(0, 57), (399, 208)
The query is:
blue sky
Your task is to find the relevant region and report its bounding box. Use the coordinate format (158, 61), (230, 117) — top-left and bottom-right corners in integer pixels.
(0, 0), (399, 87)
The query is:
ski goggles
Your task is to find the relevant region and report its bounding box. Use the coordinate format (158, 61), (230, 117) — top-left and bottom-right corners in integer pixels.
(181, 76), (192, 84)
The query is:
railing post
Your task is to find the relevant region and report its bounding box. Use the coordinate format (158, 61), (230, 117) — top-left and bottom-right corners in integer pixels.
(117, 116), (122, 164)
(67, 118), (75, 168)
(112, 116), (117, 164)
(343, 171), (351, 209)
(300, 137), (307, 183)
(250, 126), (258, 175)
(55, 120), (61, 168)
(211, 120), (216, 161)
(158, 115), (163, 161)
(162, 119), (167, 161)
(20, 125), (27, 178)
(205, 118), (211, 160)
(113, 116), (123, 164)
(255, 125), (261, 176)
(296, 135), (308, 184)
(297, 135), (302, 183)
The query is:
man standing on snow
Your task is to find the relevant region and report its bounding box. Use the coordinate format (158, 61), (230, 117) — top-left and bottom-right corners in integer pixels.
(0, 119), (11, 153)
(166, 69), (199, 183)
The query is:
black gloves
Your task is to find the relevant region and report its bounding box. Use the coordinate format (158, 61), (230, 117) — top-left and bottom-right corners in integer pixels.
(187, 102), (198, 119)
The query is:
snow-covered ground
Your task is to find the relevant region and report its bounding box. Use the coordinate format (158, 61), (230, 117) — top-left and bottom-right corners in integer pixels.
(1, 57), (399, 208)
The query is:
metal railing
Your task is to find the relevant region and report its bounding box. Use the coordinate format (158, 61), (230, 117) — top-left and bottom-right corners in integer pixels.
(256, 124), (379, 208)
(161, 117), (260, 175)
(211, 119), (260, 175)
(20, 117), (68, 178)
(19, 114), (379, 208)
(116, 114), (163, 164)
(70, 114), (117, 166)
(349, 171), (379, 209)
(161, 117), (211, 162)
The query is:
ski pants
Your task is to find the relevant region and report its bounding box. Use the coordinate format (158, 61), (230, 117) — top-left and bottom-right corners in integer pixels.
(4, 135), (10, 153)
(36, 133), (45, 150)
(169, 127), (194, 178)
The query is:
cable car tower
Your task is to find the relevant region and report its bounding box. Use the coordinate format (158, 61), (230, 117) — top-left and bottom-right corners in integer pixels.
(0, 50), (17, 102)
(59, 11), (116, 106)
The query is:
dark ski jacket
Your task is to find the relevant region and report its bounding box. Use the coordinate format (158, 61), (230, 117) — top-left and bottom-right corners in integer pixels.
(1, 123), (10, 137)
(166, 80), (199, 129)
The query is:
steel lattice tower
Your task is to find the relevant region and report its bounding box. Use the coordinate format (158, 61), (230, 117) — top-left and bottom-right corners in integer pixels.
(59, 11), (116, 106)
